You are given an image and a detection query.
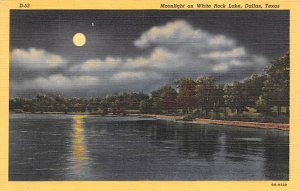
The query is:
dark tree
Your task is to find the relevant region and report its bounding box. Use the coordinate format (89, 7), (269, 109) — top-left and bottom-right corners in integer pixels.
(263, 52), (289, 115)
(195, 76), (224, 117)
(223, 82), (248, 115)
(176, 78), (197, 113)
(150, 86), (178, 113)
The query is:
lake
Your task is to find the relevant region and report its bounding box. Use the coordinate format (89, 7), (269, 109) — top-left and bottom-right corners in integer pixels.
(9, 114), (289, 180)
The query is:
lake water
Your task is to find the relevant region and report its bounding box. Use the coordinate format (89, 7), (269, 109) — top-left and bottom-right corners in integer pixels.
(9, 114), (289, 180)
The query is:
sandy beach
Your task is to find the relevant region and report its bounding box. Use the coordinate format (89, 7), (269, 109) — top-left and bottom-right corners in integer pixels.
(142, 114), (289, 131)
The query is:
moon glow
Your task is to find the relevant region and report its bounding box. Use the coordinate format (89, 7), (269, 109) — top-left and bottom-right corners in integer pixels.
(73, 33), (86, 47)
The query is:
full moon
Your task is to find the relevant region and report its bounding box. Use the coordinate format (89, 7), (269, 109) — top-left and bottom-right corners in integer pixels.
(73, 33), (86, 47)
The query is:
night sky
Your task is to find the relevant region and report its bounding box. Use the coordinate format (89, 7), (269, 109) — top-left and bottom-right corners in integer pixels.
(10, 10), (289, 97)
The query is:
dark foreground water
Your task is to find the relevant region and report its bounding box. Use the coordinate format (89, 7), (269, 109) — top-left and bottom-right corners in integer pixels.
(9, 114), (289, 180)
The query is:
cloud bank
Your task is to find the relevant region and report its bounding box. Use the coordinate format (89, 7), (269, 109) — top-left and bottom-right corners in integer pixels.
(11, 48), (68, 69)
(10, 20), (269, 97)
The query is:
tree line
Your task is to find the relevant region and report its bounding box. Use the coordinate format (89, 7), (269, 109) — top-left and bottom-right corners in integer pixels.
(10, 52), (289, 123)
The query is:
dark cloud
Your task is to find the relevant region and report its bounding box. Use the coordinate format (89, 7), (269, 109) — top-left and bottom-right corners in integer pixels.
(10, 11), (289, 97)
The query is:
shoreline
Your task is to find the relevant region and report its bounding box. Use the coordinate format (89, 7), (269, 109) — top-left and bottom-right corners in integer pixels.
(11, 112), (289, 131)
(142, 114), (289, 131)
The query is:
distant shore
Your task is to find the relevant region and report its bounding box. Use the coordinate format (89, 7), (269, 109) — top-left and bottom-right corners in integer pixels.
(11, 112), (289, 131)
(142, 114), (289, 131)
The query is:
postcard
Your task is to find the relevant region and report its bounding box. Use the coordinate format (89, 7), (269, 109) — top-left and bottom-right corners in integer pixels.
(0, 0), (299, 190)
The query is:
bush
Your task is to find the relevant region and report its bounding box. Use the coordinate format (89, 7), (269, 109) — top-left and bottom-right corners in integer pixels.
(210, 112), (222, 120)
(255, 96), (271, 114)
(192, 109), (207, 118)
(182, 114), (195, 121)
(220, 113), (289, 124)
(257, 114), (289, 124)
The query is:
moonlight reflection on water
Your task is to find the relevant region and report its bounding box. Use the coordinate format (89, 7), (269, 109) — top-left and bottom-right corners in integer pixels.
(71, 116), (87, 170)
(9, 114), (289, 181)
